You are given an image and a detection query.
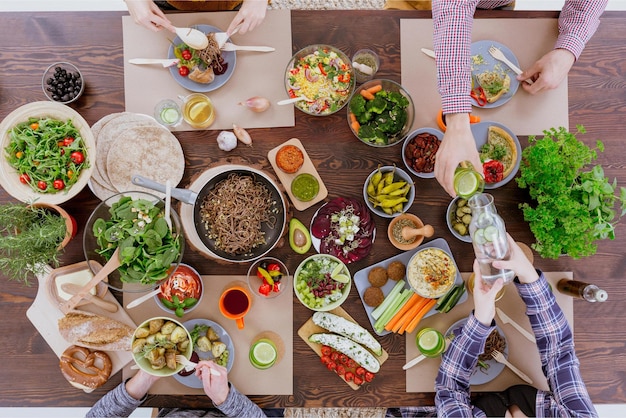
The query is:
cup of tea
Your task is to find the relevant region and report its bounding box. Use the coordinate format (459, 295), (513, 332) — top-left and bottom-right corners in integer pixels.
(180, 93), (216, 129)
(219, 285), (252, 329)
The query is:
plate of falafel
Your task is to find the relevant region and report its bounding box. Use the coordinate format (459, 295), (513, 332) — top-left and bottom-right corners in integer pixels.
(354, 238), (467, 336)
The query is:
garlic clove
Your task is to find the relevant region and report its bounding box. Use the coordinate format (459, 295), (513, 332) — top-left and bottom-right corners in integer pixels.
(238, 96), (270, 113)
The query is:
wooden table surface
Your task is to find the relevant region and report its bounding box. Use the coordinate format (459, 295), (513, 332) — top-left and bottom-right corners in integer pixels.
(1, 9), (625, 408)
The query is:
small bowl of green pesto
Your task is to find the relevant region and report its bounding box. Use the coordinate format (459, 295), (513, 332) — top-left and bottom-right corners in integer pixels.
(291, 173), (320, 202)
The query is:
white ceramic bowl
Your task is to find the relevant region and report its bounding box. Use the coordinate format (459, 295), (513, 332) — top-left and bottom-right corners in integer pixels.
(293, 254), (351, 311)
(363, 165), (415, 218)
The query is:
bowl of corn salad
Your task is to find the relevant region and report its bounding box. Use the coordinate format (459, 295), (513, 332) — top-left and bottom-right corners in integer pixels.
(284, 44), (355, 116)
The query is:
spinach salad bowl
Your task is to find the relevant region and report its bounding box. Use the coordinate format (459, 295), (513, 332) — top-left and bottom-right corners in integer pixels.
(83, 191), (184, 293)
(347, 79), (415, 148)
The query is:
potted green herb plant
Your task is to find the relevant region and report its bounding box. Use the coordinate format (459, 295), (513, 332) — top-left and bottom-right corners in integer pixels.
(0, 202), (74, 285)
(516, 125), (626, 259)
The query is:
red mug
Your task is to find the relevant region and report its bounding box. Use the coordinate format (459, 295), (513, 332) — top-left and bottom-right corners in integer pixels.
(219, 285), (252, 329)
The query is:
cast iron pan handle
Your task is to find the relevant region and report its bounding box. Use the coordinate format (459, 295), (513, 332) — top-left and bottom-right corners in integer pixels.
(131, 174), (197, 205)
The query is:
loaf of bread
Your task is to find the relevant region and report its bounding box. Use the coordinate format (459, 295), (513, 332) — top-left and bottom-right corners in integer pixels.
(58, 310), (133, 351)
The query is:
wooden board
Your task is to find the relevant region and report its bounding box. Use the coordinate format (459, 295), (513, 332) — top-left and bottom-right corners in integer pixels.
(26, 262), (135, 392)
(297, 306), (388, 390)
(268, 137), (328, 211)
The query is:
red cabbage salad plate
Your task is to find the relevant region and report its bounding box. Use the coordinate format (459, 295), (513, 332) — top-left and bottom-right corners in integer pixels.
(311, 197), (376, 264)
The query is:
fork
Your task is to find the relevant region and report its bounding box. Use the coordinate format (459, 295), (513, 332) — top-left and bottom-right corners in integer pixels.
(490, 350), (532, 384)
(488, 46), (533, 85)
(175, 355), (221, 376)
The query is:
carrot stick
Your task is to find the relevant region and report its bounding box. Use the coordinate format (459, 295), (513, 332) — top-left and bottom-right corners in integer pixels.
(404, 299), (438, 334)
(351, 120), (360, 134)
(360, 89), (375, 100)
(349, 112), (357, 124)
(395, 297), (429, 334)
(366, 84), (383, 94)
(384, 292), (421, 331)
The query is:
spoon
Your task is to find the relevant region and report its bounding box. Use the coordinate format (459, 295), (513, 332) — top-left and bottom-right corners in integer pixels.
(277, 96), (312, 105)
(401, 224), (435, 241)
(61, 283), (118, 313)
(174, 26), (208, 50)
(126, 288), (161, 309)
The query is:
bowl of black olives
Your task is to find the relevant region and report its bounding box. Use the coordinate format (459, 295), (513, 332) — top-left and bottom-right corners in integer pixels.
(42, 62), (84, 104)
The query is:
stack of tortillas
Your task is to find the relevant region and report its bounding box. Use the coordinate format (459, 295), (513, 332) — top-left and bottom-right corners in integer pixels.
(88, 112), (185, 201)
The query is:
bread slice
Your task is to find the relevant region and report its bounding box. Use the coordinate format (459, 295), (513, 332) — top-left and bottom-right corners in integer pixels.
(476, 71), (510, 103)
(486, 126), (517, 178)
(58, 311), (134, 351)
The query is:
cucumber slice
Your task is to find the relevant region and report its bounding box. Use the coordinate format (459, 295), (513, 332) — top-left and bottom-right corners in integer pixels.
(473, 228), (486, 245)
(483, 225), (499, 242)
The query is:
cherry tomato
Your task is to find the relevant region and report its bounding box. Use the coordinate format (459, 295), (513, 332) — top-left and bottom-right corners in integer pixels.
(37, 181), (47, 190)
(178, 65), (190, 77)
(335, 365), (346, 376)
(63, 137), (75, 146)
(339, 354), (349, 365)
(355, 366), (366, 376)
(258, 283), (271, 296)
(346, 359), (357, 369)
(30, 122), (39, 130)
(19, 173), (30, 184)
(326, 361), (337, 372)
(344, 371), (354, 382)
(330, 352), (340, 362)
(483, 160), (504, 183)
(364, 371), (375, 382)
(353, 376), (364, 386)
(272, 282), (281, 293)
(70, 151), (84, 164)
(320, 355), (332, 365)
(53, 179), (65, 190)
(321, 346), (332, 357)
(181, 49), (192, 60)
(15, 151), (24, 159)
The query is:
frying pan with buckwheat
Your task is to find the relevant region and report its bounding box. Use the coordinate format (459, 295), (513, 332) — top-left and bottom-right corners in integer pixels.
(132, 167), (286, 263)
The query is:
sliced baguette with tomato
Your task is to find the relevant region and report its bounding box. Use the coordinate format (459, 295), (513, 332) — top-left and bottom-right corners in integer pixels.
(309, 333), (380, 373)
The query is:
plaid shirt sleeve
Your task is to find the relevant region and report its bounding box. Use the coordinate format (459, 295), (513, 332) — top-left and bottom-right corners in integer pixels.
(432, 0), (607, 115)
(434, 313), (492, 417)
(515, 271), (598, 418)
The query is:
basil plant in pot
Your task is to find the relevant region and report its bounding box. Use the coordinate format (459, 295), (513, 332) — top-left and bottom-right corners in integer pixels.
(0, 201), (74, 285)
(516, 125), (626, 259)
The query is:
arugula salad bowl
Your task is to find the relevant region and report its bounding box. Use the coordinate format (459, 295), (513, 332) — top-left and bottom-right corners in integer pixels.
(83, 191), (184, 293)
(347, 79), (415, 148)
(284, 44), (355, 116)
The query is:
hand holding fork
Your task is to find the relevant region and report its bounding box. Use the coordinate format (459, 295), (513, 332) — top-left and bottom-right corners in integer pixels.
(488, 46), (533, 85)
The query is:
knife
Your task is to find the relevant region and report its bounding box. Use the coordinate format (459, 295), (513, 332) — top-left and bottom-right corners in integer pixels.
(129, 58), (179, 67)
(496, 307), (536, 343)
(421, 48), (436, 59)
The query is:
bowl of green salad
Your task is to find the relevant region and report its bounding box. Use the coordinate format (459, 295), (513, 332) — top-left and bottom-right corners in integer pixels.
(0, 101), (95, 204)
(293, 254), (351, 311)
(347, 79), (415, 148)
(83, 191), (184, 293)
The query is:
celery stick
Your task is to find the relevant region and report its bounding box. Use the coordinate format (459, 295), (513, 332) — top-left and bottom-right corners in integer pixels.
(374, 291), (404, 331)
(375, 289), (412, 333)
(371, 279), (406, 320)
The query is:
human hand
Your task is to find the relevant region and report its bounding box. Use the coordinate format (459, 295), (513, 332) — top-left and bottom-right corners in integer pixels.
(492, 234), (539, 284)
(125, 0), (175, 33)
(227, 0), (268, 35)
(517, 49), (575, 94)
(125, 369), (160, 400)
(195, 360), (229, 405)
(434, 113), (482, 197)
(471, 260), (504, 326)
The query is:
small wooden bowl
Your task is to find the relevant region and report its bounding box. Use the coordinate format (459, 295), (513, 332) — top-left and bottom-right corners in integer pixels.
(387, 213), (433, 251)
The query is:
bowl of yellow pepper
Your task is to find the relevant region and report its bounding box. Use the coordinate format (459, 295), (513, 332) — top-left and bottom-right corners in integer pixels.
(363, 165), (415, 218)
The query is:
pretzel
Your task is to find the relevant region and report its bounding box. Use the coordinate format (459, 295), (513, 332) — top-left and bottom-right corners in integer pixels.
(59, 345), (112, 391)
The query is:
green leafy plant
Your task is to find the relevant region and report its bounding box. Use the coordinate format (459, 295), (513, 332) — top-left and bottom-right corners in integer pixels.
(517, 125), (626, 259)
(0, 203), (68, 285)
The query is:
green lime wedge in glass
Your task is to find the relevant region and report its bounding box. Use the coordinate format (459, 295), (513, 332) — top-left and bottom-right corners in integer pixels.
(249, 339), (277, 369)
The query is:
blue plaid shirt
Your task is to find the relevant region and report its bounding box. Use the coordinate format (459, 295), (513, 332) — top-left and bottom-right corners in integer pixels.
(432, 0), (608, 115)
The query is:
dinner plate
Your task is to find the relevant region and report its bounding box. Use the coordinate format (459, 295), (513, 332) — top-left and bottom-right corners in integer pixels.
(445, 317), (508, 385)
(353, 238), (466, 336)
(167, 24), (236, 93)
(470, 40), (520, 108)
(309, 198), (376, 264)
(173, 318), (235, 389)
(471, 121), (521, 188)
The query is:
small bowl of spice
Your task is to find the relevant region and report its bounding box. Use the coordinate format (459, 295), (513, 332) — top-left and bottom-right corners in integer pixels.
(352, 49), (380, 84)
(388, 213), (434, 251)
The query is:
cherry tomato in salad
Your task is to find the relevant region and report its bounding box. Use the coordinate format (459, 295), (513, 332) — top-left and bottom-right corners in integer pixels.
(181, 49), (192, 60)
(179, 66), (189, 77)
(53, 179), (65, 190)
(258, 282), (272, 296)
(70, 151), (84, 164)
(63, 137), (75, 146)
(19, 173), (30, 184)
(37, 180), (47, 190)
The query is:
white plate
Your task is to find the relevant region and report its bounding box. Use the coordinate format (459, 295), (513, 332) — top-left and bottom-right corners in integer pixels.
(173, 318), (235, 389)
(445, 317), (508, 385)
(353, 238), (466, 336)
(470, 40), (521, 108)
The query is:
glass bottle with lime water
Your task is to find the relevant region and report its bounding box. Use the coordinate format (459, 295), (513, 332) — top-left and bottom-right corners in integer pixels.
(468, 193), (515, 285)
(453, 161), (485, 199)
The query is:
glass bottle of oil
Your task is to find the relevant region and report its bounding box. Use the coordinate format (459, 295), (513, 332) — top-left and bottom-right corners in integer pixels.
(557, 279), (608, 302)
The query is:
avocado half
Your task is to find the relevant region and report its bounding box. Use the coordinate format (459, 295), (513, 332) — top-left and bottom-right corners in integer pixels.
(289, 217), (311, 254)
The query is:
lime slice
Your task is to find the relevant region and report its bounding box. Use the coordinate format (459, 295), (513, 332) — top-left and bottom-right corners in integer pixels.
(483, 225), (499, 242)
(331, 273), (351, 284)
(250, 340), (277, 369)
(160, 107), (180, 124)
(418, 330), (439, 351)
(455, 171), (480, 198)
(331, 263), (344, 278)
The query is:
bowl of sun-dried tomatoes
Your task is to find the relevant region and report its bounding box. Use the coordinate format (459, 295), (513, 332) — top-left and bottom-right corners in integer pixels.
(402, 128), (443, 179)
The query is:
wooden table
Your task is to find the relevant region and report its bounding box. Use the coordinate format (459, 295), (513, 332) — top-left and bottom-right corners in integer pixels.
(1, 9), (625, 408)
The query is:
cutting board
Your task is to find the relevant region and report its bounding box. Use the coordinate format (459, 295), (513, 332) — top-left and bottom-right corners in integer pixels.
(26, 262), (135, 392)
(298, 306), (388, 390)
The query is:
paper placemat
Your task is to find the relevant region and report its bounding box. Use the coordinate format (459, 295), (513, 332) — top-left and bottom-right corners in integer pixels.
(122, 10), (294, 131)
(123, 275), (293, 395)
(400, 18), (568, 135)
(405, 271), (573, 392)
